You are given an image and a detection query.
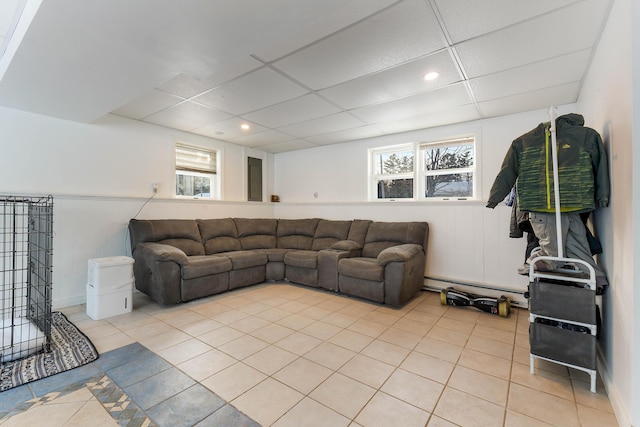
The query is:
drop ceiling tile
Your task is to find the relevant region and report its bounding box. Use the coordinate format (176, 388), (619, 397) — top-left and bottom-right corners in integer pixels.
(273, 0), (446, 90)
(469, 49), (592, 102)
(434, 0), (576, 43)
(279, 112), (366, 138)
(230, 129), (297, 146)
(254, 0), (399, 61)
(111, 89), (184, 120)
(243, 94), (341, 128)
(261, 139), (319, 153)
(351, 82), (471, 124)
(455, 0), (611, 78)
(305, 127), (381, 145)
(373, 104), (481, 134)
(319, 50), (461, 110)
(157, 57), (263, 98)
(192, 117), (267, 140)
(142, 101), (232, 131)
(478, 82), (580, 119)
(191, 67), (308, 115)
(305, 125), (385, 145)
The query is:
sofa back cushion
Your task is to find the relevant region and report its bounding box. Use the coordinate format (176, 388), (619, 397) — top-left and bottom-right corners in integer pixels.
(348, 219), (372, 245)
(311, 220), (352, 250)
(234, 218), (277, 249)
(362, 221), (428, 258)
(278, 218), (320, 249)
(128, 219), (205, 256)
(197, 218), (242, 255)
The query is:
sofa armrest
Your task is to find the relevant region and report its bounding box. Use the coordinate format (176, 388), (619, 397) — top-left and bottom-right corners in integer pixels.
(330, 240), (363, 252)
(136, 242), (189, 266)
(377, 244), (423, 265)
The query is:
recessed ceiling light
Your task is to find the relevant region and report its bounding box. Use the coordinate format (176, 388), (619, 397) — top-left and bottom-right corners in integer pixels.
(424, 71), (439, 81)
(241, 123), (250, 130)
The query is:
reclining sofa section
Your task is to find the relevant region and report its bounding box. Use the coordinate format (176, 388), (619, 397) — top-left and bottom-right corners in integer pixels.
(128, 218), (429, 307)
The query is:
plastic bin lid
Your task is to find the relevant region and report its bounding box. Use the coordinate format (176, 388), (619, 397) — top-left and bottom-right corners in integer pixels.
(89, 256), (134, 267)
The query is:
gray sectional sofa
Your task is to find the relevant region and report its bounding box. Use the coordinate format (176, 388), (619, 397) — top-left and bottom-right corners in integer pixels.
(128, 218), (429, 307)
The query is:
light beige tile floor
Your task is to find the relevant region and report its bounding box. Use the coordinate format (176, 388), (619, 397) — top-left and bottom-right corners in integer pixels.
(1, 283), (620, 427)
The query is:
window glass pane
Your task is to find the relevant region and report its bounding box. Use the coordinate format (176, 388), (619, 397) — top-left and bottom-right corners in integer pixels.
(425, 173), (473, 198)
(375, 150), (414, 175)
(377, 179), (413, 199)
(176, 172), (212, 198)
(424, 144), (473, 171)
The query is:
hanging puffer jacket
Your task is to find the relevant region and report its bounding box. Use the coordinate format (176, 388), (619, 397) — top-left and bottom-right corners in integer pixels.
(486, 113), (610, 214)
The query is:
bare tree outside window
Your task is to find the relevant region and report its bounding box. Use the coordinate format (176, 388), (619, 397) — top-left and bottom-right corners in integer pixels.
(374, 150), (414, 199)
(423, 142), (474, 198)
(370, 137), (475, 201)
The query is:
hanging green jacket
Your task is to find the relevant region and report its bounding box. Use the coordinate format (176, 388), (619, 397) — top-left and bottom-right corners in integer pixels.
(486, 113), (610, 213)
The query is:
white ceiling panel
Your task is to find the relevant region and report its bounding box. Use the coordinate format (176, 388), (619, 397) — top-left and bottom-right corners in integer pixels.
(230, 129), (297, 146)
(0, 0), (614, 153)
(112, 89), (184, 120)
(243, 94), (341, 128)
(373, 104), (481, 134)
(469, 49), (592, 102)
(260, 139), (319, 153)
(455, 0), (611, 78)
(434, 0), (577, 43)
(157, 57), (263, 99)
(306, 125), (385, 145)
(254, 0), (401, 62)
(478, 82), (581, 118)
(319, 50), (462, 110)
(143, 101), (232, 131)
(352, 83), (472, 124)
(280, 112), (367, 138)
(192, 117), (267, 140)
(273, 0), (446, 90)
(192, 67), (308, 115)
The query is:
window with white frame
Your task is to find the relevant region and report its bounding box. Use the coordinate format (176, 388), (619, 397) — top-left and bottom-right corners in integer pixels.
(370, 135), (475, 200)
(175, 143), (218, 199)
(371, 145), (415, 199)
(421, 136), (475, 199)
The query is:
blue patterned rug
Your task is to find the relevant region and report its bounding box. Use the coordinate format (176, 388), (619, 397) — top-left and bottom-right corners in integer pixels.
(0, 312), (99, 391)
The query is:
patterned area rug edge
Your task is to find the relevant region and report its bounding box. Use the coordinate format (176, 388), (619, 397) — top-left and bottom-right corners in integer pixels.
(0, 311), (99, 391)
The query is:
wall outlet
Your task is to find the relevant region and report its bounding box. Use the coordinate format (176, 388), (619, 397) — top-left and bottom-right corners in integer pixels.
(152, 183), (158, 193)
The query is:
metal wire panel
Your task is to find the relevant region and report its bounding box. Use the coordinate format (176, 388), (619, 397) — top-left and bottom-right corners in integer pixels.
(0, 195), (53, 363)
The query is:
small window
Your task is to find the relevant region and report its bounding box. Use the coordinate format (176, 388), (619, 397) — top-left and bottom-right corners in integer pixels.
(175, 143), (218, 199)
(371, 145), (414, 199)
(421, 137), (475, 199)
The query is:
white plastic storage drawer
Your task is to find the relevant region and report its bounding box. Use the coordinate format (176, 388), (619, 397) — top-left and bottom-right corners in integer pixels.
(86, 279), (133, 320)
(88, 256), (134, 289)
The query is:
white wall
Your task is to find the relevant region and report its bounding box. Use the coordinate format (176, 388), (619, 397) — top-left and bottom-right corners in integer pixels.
(273, 106), (578, 304)
(576, 0), (635, 424)
(0, 108), (275, 307)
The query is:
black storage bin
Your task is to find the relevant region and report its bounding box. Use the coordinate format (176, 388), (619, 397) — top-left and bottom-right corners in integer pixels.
(529, 321), (596, 370)
(529, 281), (596, 325)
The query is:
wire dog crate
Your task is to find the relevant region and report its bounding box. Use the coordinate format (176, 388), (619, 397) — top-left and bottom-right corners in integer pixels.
(0, 195), (53, 363)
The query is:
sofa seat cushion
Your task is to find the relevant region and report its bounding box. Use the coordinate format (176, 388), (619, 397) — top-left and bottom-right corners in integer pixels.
(284, 250), (319, 269)
(182, 256), (232, 280)
(260, 248), (290, 262)
(220, 251), (268, 269)
(338, 257), (384, 281)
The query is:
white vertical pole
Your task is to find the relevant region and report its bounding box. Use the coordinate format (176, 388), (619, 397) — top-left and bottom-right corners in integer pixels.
(548, 106), (563, 258)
